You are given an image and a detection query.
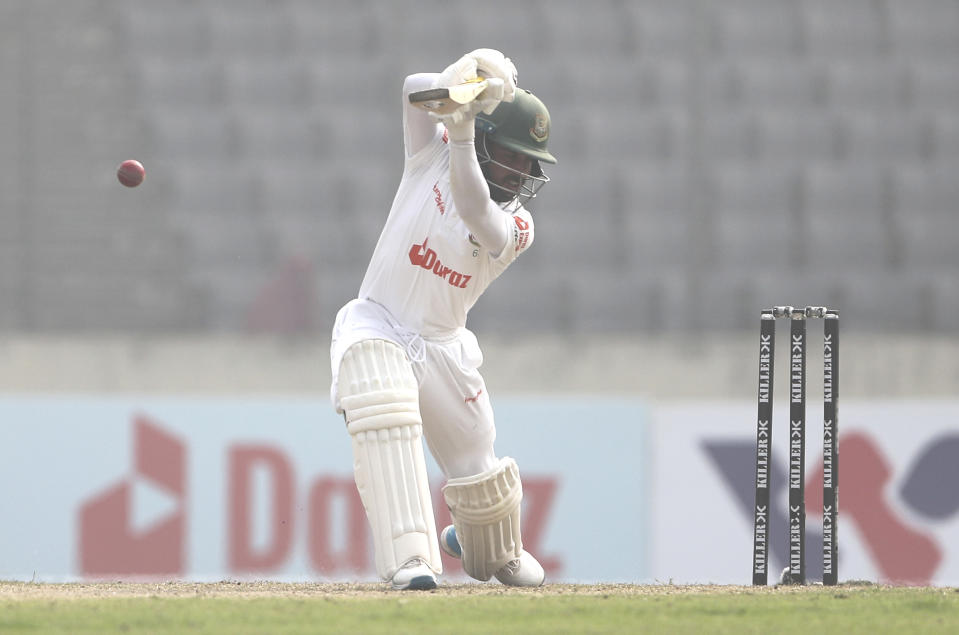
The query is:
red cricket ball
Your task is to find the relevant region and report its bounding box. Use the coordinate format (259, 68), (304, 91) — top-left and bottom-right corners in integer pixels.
(117, 159), (145, 188)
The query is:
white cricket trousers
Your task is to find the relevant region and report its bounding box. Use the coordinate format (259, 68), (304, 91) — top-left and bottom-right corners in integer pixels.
(331, 298), (498, 479)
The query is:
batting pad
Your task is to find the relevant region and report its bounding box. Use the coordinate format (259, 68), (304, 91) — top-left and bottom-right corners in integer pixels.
(443, 457), (523, 581)
(338, 339), (441, 580)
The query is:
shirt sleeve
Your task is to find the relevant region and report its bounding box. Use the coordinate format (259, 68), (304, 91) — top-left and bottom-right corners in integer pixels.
(403, 73), (442, 159)
(448, 140), (510, 257)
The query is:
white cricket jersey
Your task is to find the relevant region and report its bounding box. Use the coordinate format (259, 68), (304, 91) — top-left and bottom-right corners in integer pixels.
(358, 129), (534, 337)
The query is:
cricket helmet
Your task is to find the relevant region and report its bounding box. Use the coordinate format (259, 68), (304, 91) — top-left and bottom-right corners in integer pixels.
(475, 88), (556, 204)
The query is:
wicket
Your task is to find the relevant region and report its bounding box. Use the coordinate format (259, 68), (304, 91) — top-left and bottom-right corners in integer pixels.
(752, 306), (839, 586)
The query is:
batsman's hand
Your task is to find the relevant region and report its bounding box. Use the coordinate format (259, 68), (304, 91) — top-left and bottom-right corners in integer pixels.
(434, 49), (517, 98)
(468, 48), (517, 103)
(429, 76), (506, 141)
(433, 53), (479, 93)
(433, 49), (513, 141)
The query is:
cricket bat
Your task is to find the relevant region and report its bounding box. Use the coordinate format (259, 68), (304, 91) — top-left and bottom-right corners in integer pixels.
(408, 78), (490, 114)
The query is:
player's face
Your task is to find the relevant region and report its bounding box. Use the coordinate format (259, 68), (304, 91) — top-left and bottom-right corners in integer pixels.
(483, 140), (535, 203)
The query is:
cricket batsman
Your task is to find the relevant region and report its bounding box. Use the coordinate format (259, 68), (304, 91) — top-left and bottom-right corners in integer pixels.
(329, 48), (556, 590)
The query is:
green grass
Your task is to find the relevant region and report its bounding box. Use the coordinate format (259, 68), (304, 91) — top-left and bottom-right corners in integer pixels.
(1, 584), (958, 634)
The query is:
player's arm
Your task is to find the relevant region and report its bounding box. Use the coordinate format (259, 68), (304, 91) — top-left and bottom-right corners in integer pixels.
(431, 50), (519, 257)
(448, 140), (509, 257)
(403, 70), (508, 255)
(403, 73), (441, 158)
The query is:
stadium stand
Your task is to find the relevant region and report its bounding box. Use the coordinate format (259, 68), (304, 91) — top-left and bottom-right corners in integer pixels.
(1, 0), (955, 335)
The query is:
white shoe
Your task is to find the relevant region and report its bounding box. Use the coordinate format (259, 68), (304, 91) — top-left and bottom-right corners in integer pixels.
(440, 525), (545, 587)
(390, 557), (437, 591)
(494, 550), (546, 587)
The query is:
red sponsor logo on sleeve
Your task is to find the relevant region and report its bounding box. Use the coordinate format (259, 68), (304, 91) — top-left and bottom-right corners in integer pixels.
(512, 215), (531, 251)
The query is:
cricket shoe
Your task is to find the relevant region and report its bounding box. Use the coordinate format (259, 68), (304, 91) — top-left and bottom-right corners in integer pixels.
(390, 557), (437, 591)
(440, 525), (545, 587)
(440, 524), (462, 559)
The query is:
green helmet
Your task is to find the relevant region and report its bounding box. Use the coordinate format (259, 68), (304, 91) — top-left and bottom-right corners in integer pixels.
(475, 88), (556, 204)
(476, 89), (557, 165)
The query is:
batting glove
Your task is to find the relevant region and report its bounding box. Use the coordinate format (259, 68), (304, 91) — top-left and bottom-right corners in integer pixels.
(434, 54), (479, 93)
(429, 77), (505, 141)
(468, 48), (518, 103)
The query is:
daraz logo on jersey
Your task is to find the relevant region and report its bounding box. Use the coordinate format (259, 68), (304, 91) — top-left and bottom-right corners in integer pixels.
(409, 237), (472, 289)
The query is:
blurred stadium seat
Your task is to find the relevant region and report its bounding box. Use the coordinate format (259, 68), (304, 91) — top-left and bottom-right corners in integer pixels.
(908, 63), (959, 109)
(802, 0), (886, 59)
(707, 0), (803, 59)
(932, 114), (959, 159)
(623, 1), (692, 59)
(892, 166), (959, 271)
(755, 112), (842, 165)
(824, 61), (912, 112)
(928, 273), (959, 331)
(887, 0), (959, 58)
(206, 1), (296, 61)
(708, 165), (802, 271)
(124, 2), (211, 61)
(619, 165), (692, 270)
(222, 61), (313, 111)
(831, 271), (932, 332)
(836, 113), (930, 164)
(801, 164), (892, 270)
(149, 111), (241, 161)
(137, 59), (226, 110)
(703, 60), (828, 112)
